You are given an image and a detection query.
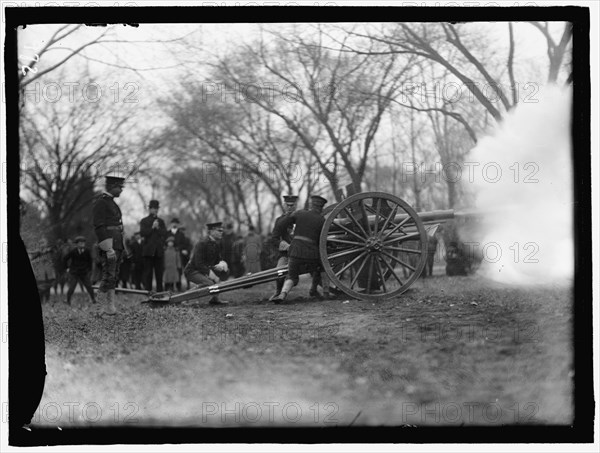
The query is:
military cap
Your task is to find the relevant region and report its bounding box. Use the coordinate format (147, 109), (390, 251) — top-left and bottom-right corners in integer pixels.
(310, 195), (328, 206)
(206, 221), (223, 230)
(148, 199), (160, 209)
(105, 175), (125, 187)
(166, 236), (175, 243)
(171, 217), (180, 224)
(283, 195), (299, 203)
(74, 236), (86, 243)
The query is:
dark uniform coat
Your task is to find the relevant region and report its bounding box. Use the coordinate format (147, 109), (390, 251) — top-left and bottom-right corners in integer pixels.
(284, 209), (325, 260)
(271, 213), (294, 257)
(184, 236), (222, 277)
(92, 192), (124, 291)
(140, 215), (167, 257)
(92, 193), (124, 250)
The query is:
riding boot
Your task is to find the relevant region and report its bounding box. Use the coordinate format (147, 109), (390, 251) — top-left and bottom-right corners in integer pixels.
(104, 289), (117, 315)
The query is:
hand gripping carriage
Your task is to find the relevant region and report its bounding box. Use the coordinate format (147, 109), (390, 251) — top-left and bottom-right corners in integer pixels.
(108, 192), (455, 304)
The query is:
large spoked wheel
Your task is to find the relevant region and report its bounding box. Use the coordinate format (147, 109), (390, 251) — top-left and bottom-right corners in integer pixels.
(319, 192), (428, 301)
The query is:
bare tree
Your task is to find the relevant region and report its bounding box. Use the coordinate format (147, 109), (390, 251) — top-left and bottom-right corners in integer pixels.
(528, 21), (573, 83)
(340, 22), (572, 123)
(18, 24), (195, 89)
(19, 71), (138, 240)
(204, 25), (416, 198)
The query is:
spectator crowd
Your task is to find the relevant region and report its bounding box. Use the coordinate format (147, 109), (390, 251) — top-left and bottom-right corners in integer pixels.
(27, 200), (281, 305)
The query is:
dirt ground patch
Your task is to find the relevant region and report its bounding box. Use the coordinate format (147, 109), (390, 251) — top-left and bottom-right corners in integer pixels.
(34, 273), (573, 427)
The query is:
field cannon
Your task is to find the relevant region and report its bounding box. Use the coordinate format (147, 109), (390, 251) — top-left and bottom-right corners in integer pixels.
(116, 191), (455, 304)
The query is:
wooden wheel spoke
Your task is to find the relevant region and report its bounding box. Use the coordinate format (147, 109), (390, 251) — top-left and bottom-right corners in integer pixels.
(335, 250), (368, 278)
(328, 237), (365, 247)
(380, 250), (416, 272)
(334, 221), (368, 242)
(328, 247), (366, 261)
(385, 246), (422, 254)
(374, 256), (387, 293)
(383, 231), (421, 245)
(381, 215), (414, 241)
(380, 254), (405, 286)
(377, 204), (399, 239)
(343, 207), (369, 239)
(350, 254), (369, 289)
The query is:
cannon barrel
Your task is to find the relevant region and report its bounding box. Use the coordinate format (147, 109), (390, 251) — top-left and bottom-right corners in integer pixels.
(332, 209), (454, 228)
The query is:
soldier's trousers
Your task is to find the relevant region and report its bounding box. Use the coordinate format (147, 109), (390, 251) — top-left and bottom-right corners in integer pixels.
(66, 272), (95, 303)
(98, 250), (123, 292)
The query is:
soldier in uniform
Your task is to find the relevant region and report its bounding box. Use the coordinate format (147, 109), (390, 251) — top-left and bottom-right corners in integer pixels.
(183, 221), (230, 305)
(269, 195), (298, 301)
(272, 195), (330, 303)
(92, 175), (126, 315)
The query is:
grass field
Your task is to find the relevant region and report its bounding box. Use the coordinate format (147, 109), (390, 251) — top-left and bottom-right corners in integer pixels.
(34, 272), (573, 427)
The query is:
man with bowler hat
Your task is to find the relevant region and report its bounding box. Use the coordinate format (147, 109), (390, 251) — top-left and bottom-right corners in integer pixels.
(140, 199), (167, 292)
(269, 195), (298, 301)
(271, 195), (330, 303)
(92, 175), (126, 315)
(184, 221), (230, 305)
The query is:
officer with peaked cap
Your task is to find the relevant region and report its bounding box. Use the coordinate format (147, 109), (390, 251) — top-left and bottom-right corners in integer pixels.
(183, 221), (230, 305)
(272, 195), (330, 303)
(92, 175), (126, 315)
(269, 195), (298, 301)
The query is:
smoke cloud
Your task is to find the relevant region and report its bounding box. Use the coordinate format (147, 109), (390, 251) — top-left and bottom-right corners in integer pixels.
(467, 84), (573, 285)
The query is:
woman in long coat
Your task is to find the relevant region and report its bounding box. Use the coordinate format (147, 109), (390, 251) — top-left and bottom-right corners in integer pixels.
(163, 236), (181, 291)
(243, 225), (263, 274)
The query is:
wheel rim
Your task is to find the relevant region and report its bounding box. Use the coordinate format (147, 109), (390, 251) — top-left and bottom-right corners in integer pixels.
(319, 192), (428, 301)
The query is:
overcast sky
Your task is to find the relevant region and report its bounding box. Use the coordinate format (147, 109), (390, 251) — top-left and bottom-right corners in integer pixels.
(17, 21), (571, 231)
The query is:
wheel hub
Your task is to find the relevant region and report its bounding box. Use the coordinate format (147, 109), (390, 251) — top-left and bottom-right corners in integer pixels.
(366, 237), (383, 252)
